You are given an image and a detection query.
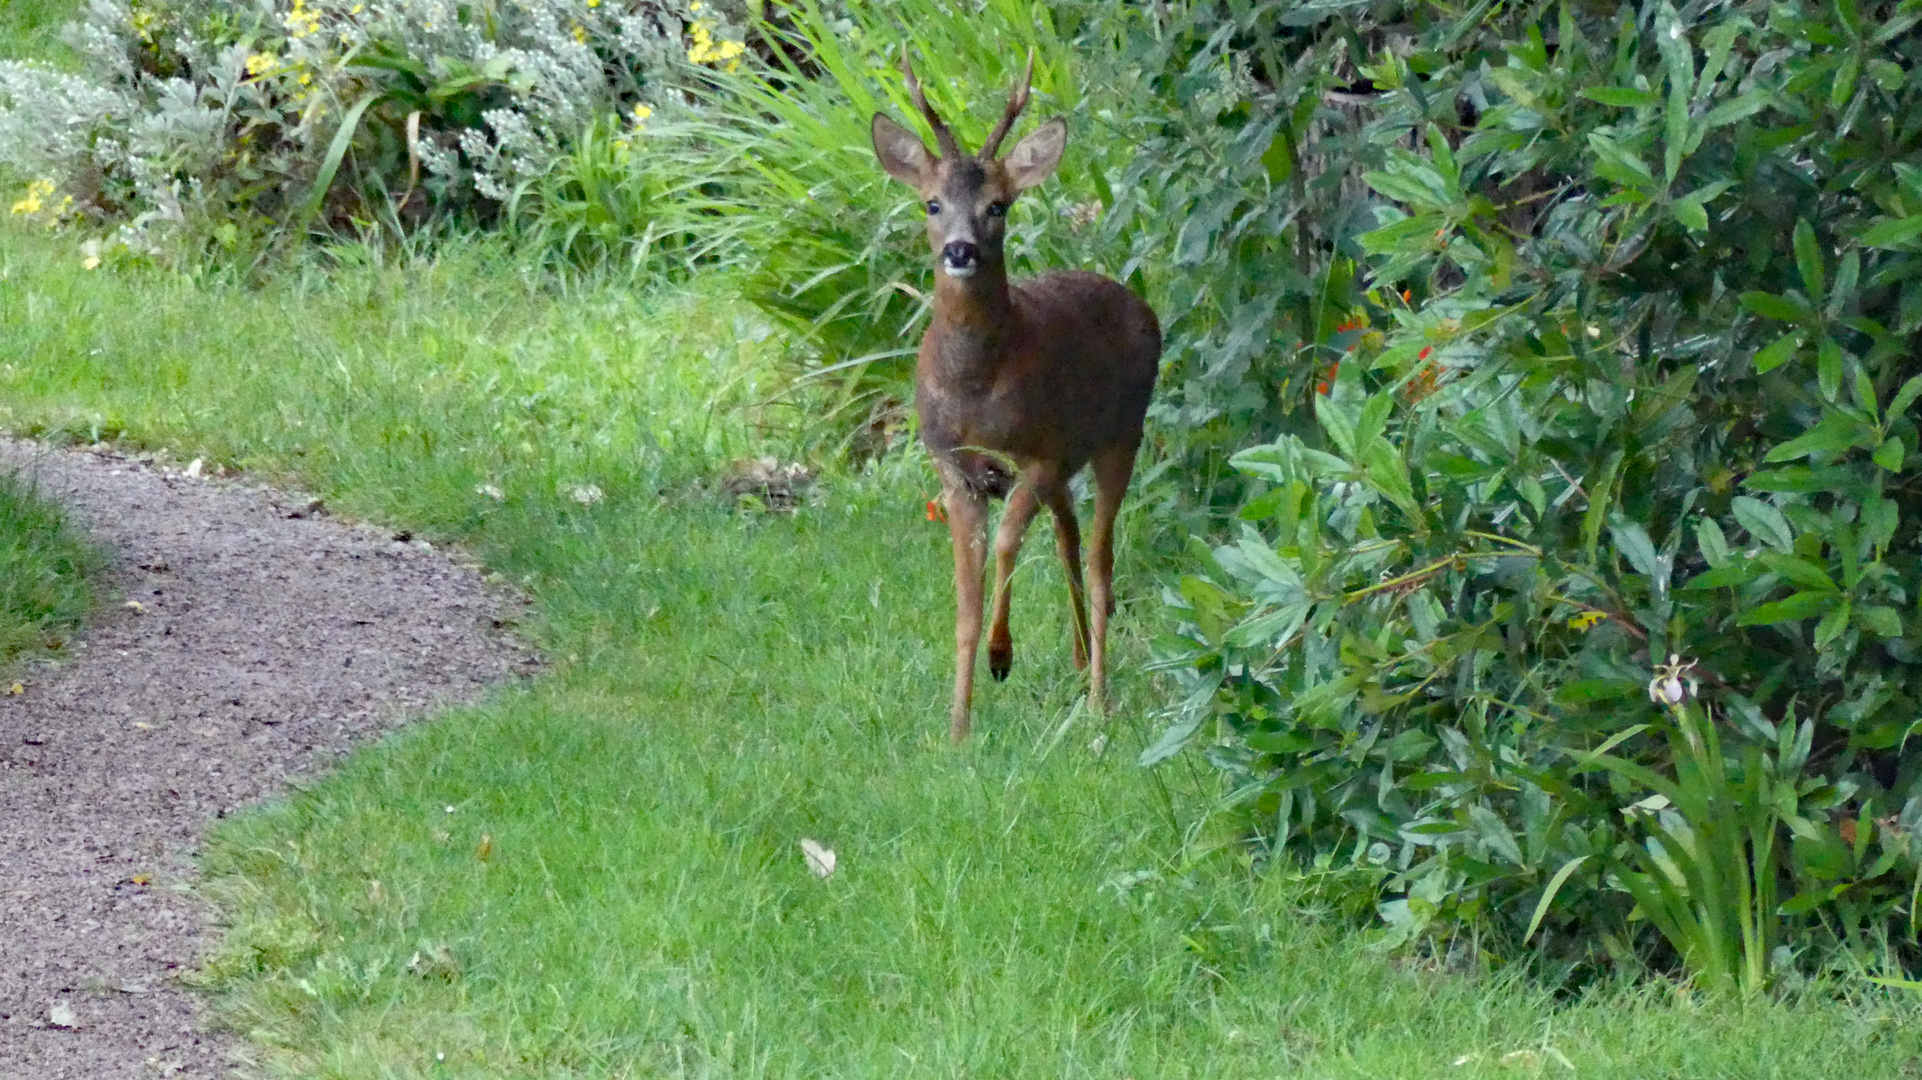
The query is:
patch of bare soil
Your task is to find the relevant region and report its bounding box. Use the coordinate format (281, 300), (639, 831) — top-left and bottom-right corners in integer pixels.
(0, 439), (538, 1079)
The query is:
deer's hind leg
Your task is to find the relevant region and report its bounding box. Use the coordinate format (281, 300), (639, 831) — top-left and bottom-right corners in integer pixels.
(1036, 476), (1092, 673)
(986, 481), (1040, 682)
(1086, 441), (1140, 716)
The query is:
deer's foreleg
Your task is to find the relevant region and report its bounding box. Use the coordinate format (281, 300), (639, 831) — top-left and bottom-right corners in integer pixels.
(986, 482), (1040, 682)
(1038, 480), (1091, 673)
(943, 476), (991, 743)
(1086, 444), (1139, 716)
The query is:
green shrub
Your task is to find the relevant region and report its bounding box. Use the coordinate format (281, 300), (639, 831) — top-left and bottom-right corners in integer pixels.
(1151, 0), (1922, 990)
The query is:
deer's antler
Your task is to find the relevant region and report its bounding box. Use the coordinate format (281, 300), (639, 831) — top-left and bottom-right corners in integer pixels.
(979, 48), (1035, 161)
(899, 46), (961, 160)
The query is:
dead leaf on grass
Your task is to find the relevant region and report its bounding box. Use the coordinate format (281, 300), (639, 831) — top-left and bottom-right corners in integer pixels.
(800, 838), (837, 879)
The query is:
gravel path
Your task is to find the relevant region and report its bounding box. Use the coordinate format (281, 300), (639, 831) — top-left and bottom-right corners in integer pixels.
(0, 439), (538, 1079)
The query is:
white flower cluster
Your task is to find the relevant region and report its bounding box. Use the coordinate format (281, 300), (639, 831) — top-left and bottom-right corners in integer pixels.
(0, 0), (736, 231)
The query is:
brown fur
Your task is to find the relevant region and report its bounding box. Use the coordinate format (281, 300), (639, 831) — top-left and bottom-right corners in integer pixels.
(873, 51), (1162, 742)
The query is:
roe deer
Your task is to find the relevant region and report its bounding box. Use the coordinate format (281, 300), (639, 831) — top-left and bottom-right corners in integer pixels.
(870, 49), (1161, 743)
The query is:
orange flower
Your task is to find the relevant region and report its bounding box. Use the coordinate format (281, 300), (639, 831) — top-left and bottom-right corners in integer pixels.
(1316, 361), (1340, 395)
(925, 498), (947, 523)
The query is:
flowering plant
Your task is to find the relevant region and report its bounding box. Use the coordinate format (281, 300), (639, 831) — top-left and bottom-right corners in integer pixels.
(0, 0), (747, 243)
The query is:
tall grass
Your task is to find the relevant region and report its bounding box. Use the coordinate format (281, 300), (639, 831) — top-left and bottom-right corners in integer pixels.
(1, 220), (1917, 1076)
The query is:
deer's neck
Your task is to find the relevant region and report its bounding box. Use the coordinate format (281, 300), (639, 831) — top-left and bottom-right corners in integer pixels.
(927, 269), (1016, 384)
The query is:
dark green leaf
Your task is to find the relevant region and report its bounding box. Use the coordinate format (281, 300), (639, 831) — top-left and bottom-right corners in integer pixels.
(1735, 591), (1837, 625)
(1753, 332), (1799, 372)
(1862, 215), (1922, 249)
(1740, 291), (1809, 323)
(1759, 552), (1838, 593)
(1732, 496), (1795, 552)
(1582, 86), (1663, 108)
(1794, 219), (1824, 302)
(1891, 374), (1922, 419)
(1874, 436), (1904, 472)
(1764, 411), (1871, 462)
(1858, 606), (1903, 638)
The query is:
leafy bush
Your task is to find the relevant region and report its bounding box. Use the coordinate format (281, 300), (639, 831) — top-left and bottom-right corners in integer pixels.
(1151, 0), (1922, 989)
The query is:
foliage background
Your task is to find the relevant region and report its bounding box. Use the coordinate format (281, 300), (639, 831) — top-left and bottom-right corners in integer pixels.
(8, 0), (1922, 997)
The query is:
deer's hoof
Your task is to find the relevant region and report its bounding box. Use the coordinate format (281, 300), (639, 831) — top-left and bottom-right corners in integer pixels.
(989, 644), (1012, 681)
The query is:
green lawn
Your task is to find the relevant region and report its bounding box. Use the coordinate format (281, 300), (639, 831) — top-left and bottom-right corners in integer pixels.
(0, 0), (81, 66)
(2, 223), (1916, 1077)
(0, 466), (97, 668)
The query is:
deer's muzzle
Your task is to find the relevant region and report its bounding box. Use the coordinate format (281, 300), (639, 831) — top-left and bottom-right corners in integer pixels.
(941, 241), (981, 278)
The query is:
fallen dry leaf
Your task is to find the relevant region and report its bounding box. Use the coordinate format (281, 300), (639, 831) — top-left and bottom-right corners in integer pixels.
(47, 1001), (75, 1028)
(800, 838), (837, 879)
(475, 833), (493, 862)
(6, 682), (21, 695)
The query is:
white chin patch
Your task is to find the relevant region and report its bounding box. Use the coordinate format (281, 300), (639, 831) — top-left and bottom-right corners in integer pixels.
(943, 263), (978, 279)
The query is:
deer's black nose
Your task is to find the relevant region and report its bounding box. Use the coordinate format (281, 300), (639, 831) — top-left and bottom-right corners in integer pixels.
(941, 241), (980, 272)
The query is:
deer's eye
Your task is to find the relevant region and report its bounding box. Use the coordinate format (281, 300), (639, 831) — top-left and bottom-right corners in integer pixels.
(926, 199), (941, 216)
(986, 201), (1008, 218)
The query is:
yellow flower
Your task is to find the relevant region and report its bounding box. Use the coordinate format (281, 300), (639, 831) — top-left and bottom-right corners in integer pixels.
(9, 179), (54, 216)
(244, 52), (277, 77)
(686, 20), (744, 65)
(1567, 610), (1605, 631)
(630, 102), (653, 124)
(572, 21), (586, 43)
(82, 255), (101, 271)
(284, 0), (320, 38)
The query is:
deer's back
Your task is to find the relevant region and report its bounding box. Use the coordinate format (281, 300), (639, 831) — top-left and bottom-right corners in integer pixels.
(917, 270), (1160, 477)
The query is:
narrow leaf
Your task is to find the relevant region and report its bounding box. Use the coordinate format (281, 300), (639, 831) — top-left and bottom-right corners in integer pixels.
(1735, 591), (1837, 626)
(1525, 856), (1591, 943)
(1740, 292), (1809, 324)
(1862, 215), (1922, 249)
(1794, 219), (1824, 303)
(1582, 86), (1663, 107)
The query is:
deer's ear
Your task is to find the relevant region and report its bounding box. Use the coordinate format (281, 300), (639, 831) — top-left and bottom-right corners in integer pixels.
(872, 113), (936, 189)
(1003, 117), (1065, 191)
